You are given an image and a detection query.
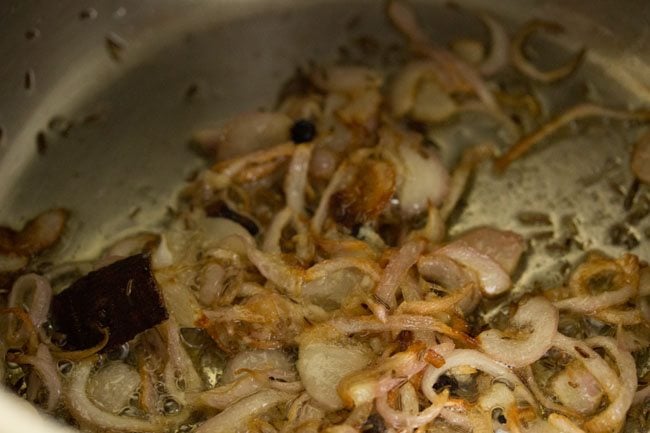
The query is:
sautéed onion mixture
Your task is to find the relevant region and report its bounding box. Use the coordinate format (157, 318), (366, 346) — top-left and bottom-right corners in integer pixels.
(1, 2), (650, 433)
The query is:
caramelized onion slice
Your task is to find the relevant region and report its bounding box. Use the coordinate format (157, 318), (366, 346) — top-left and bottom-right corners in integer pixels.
(478, 297), (558, 367)
(512, 20), (585, 83)
(193, 111), (293, 161)
(420, 349), (536, 406)
(495, 103), (650, 171)
(67, 361), (171, 433)
(195, 389), (295, 433)
(583, 337), (637, 433)
(454, 226), (526, 275)
(437, 242), (511, 296)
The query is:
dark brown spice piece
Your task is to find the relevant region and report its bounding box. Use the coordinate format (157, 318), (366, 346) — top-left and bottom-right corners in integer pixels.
(51, 254), (168, 351)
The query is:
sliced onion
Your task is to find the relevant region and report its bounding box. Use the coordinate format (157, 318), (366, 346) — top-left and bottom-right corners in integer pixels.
(8, 273), (52, 329)
(10, 344), (61, 412)
(87, 361), (140, 414)
(302, 268), (363, 311)
(196, 389), (295, 433)
(246, 245), (303, 299)
(297, 340), (374, 410)
(454, 226), (526, 275)
(391, 141), (450, 216)
(477, 12), (509, 75)
(552, 334), (620, 404)
(550, 361), (603, 415)
(163, 318), (203, 399)
(309, 145), (338, 179)
(478, 297), (558, 367)
(420, 349), (536, 406)
(494, 103), (650, 171)
(194, 112), (293, 161)
(387, 0), (499, 110)
(103, 232), (159, 258)
(449, 4), (509, 76)
(311, 66), (383, 94)
(306, 256), (382, 283)
(284, 144), (313, 215)
(0, 253), (28, 273)
(327, 314), (474, 346)
(450, 38), (485, 66)
(67, 360), (171, 432)
(436, 242), (511, 296)
(211, 142), (295, 187)
(311, 161), (354, 235)
(14, 208), (69, 255)
(375, 239), (426, 309)
(156, 279), (201, 328)
(195, 373), (268, 410)
(337, 343), (442, 408)
(439, 143), (497, 221)
(397, 283), (476, 317)
(390, 61), (451, 117)
(410, 78), (458, 123)
(512, 20), (585, 83)
(548, 414), (589, 433)
(198, 262), (225, 306)
(222, 349), (295, 384)
(522, 366), (580, 418)
(0, 307), (40, 352)
(554, 254), (638, 314)
(582, 337), (637, 433)
(376, 385), (447, 430)
(337, 88), (382, 130)
(632, 129), (650, 184)
(263, 206), (293, 254)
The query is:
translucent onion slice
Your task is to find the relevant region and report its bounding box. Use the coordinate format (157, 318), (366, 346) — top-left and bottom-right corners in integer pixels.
(420, 349), (536, 406)
(195, 390), (295, 433)
(582, 337), (637, 433)
(375, 239), (426, 309)
(193, 111), (293, 161)
(436, 242), (511, 296)
(512, 20), (585, 83)
(297, 340), (374, 410)
(67, 361), (171, 433)
(478, 297), (558, 367)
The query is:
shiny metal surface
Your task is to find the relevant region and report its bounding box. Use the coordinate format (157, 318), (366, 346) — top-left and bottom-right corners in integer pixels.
(0, 0), (649, 430)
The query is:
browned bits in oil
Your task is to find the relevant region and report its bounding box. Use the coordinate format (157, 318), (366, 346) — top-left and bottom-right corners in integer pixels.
(105, 33), (126, 62)
(24, 28), (40, 40)
(79, 8), (98, 20)
(608, 223), (640, 250)
(355, 35), (380, 57)
(529, 230), (554, 240)
(184, 82), (199, 102)
(24, 69), (35, 91)
(48, 116), (73, 137)
(623, 179), (640, 211)
(81, 110), (105, 124)
(0, 126), (4, 146)
(516, 211), (552, 226)
(36, 131), (47, 155)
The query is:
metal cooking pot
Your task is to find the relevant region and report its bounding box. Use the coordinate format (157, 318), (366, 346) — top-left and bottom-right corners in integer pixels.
(1, 0), (649, 431)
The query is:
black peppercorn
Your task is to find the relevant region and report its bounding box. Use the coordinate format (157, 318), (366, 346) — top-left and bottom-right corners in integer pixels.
(290, 119), (316, 143)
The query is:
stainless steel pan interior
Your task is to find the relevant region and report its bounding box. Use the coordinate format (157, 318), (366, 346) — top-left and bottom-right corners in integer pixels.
(1, 0), (649, 431)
